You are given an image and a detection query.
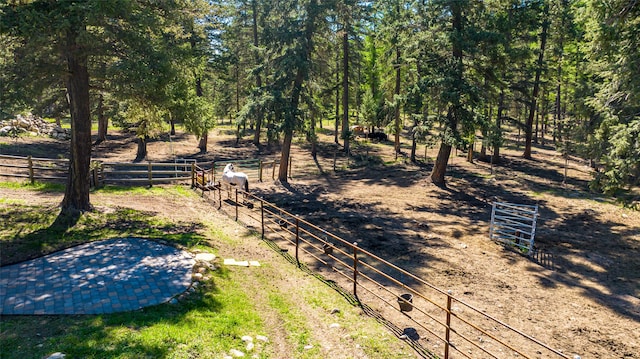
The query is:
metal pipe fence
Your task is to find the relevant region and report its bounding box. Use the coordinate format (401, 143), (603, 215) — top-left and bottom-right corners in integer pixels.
(200, 184), (570, 359)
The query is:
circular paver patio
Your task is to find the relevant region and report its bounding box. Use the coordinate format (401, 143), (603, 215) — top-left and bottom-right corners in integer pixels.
(0, 238), (195, 315)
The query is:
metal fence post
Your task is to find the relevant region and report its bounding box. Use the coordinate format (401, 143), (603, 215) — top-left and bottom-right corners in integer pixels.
(261, 200), (265, 239)
(353, 242), (359, 298)
(445, 290), (453, 359)
(235, 188), (239, 221)
(295, 216), (300, 267)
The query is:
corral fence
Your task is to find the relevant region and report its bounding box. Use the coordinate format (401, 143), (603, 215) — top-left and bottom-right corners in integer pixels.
(0, 155), (290, 188)
(202, 185), (570, 359)
(0, 154), (69, 184)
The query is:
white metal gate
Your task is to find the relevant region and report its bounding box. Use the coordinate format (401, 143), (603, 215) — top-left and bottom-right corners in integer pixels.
(490, 202), (539, 255)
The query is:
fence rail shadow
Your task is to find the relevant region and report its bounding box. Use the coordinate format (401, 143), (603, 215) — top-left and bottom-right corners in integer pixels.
(195, 170), (570, 359)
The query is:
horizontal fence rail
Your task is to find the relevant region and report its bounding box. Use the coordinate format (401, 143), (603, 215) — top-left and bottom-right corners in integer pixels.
(0, 154), (68, 184)
(0, 155), (288, 188)
(98, 161), (193, 186)
(200, 185), (570, 359)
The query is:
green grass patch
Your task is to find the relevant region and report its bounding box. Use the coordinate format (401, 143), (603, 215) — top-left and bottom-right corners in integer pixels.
(92, 184), (196, 197)
(43, 117), (71, 129)
(0, 180), (65, 192)
(298, 276), (413, 358)
(0, 204), (206, 266)
(0, 269), (270, 359)
(268, 292), (320, 357)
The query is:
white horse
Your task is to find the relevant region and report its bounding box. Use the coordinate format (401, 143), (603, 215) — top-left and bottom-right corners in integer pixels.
(221, 163), (249, 195)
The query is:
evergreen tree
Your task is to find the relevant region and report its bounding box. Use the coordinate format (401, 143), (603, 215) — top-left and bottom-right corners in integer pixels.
(1, 0), (208, 216)
(582, 0), (640, 198)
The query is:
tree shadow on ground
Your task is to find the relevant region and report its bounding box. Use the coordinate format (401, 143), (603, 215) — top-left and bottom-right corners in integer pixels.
(0, 205), (206, 266)
(1, 276), (225, 359)
(252, 144), (640, 325)
(0, 136), (70, 158)
(252, 179), (456, 292)
(533, 210), (640, 322)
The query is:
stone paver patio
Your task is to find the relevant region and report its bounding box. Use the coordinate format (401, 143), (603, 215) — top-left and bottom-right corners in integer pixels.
(0, 238), (195, 315)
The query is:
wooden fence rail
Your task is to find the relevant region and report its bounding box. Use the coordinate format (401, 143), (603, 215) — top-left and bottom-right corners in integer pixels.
(0, 155), (289, 188)
(0, 154), (68, 184)
(201, 186), (571, 359)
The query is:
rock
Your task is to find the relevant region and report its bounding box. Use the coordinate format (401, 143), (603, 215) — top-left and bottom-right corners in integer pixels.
(0, 114), (70, 140)
(193, 273), (203, 281)
(330, 308), (340, 314)
(303, 344), (314, 350)
(229, 349), (245, 357)
(45, 353), (66, 359)
(246, 342), (254, 351)
(256, 335), (268, 342)
(241, 335), (253, 342)
(329, 323), (340, 329)
(195, 253), (216, 261)
(18, 118), (30, 128)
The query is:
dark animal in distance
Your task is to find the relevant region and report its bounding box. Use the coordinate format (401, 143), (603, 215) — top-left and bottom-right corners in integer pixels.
(367, 132), (388, 141)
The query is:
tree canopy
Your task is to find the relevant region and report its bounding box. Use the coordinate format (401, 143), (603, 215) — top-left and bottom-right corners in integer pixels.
(2, 0), (638, 206)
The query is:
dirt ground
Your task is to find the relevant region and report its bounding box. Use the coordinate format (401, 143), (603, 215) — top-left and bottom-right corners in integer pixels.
(1, 125), (639, 358)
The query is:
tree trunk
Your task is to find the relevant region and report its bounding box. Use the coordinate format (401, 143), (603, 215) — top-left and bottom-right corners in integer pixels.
(394, 47), (401, 155)
(523, 4), (548, 159)
(278, 129), (293, 181)
(135, 135), (148, 161)
(335, 44), (340, 144)
(310, 88), (317, 158)
(198, 132), (208, 153)
(235, 64), (240, 121)
(493, 90), (504, 164)
(410, 115), (418, 163)
(278, 0), (319, 181)
(252, 0), (264, 146)
(195, 70), (206, 152)
(95, 93), (108, 144)
(431, 141), (452, 186)
(534, 102), (539, 144)
(60, 26), (92, 214)
(430, 1), (462, 186)
(341, 26), (350, 154)
(480, 104), (492, 158)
